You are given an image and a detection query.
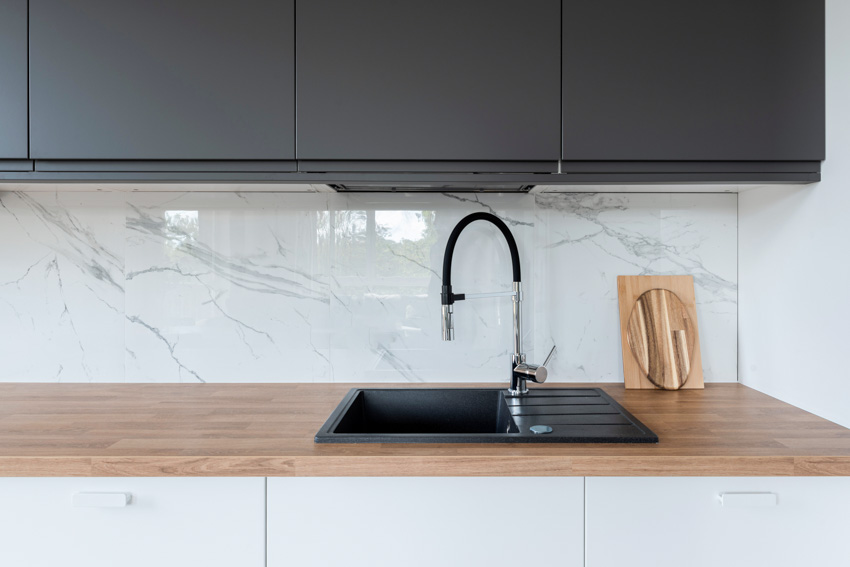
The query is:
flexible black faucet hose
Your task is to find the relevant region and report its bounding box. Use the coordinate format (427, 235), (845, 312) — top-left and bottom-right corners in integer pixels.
(441, 212), (521, 305)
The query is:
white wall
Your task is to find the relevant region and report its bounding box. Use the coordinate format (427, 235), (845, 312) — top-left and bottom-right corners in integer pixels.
(739, 0), (850, 427)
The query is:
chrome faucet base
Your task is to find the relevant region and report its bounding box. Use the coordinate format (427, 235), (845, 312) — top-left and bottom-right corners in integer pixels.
(510, 352), (529, 395)
(508, 385), (529, 396)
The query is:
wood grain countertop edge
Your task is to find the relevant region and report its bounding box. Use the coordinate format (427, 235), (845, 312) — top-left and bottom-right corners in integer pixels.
(0, 455), (849, 477)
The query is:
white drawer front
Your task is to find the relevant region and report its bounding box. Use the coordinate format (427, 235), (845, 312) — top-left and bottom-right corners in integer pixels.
(0, 477), (265, 567)
(268, 477), (585, 567)
(587, 477), (850, 567)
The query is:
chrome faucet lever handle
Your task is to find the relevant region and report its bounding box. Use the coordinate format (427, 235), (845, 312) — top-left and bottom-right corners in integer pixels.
(513, 344), (556, 386)
(542, 344), (557, 367)
(513, 362), (547, 384)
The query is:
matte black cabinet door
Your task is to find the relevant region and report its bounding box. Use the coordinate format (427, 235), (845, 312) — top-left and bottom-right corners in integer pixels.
(30, 0), (295, 160)
(297, 0), (561, 161)
(562, 0), (825, 161)
(0, 0), (28, 159)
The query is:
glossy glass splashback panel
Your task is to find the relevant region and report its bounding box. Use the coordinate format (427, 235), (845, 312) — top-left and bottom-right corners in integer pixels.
(0, 190), (736, 383)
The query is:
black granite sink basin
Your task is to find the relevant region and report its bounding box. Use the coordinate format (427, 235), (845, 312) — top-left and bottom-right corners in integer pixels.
(315, 388), (658, 443)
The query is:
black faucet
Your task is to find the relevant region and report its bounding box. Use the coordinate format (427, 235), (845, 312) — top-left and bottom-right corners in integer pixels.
(440, 212), (554, 395)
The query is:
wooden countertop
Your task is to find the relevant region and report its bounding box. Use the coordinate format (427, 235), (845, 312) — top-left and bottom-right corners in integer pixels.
(1, 383), (849, 477)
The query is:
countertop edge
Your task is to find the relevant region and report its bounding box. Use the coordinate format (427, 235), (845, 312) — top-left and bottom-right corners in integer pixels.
(2, 455), (850, 477)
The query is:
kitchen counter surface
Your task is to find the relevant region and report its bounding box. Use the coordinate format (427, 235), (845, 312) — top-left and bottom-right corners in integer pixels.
(0, 382), (849, 477)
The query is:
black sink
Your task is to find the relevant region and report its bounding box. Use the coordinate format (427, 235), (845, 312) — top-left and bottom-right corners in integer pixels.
(315, 388), (658, 443)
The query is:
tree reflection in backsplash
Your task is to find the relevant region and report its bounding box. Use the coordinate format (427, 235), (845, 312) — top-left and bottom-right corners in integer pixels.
(330, 209), (437, 295)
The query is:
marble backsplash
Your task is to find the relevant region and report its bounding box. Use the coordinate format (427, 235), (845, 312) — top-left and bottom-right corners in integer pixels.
(0, 189), (737, 383)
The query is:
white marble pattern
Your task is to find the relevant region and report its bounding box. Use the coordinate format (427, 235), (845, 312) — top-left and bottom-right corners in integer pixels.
(327, 192), (536, 383)
(533, 193), (738, 382)
(123, 193), (332, 382)
(0, 189), (737, 384)
(0, 191), (125, 381)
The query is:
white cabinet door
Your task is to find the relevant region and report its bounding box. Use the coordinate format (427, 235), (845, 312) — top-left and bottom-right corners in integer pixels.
(586, 477), (850, 567)
(0, 477), (265, 567)
(268, 477), (584, 567)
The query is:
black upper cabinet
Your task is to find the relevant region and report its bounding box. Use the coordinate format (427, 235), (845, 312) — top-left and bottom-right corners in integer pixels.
(0, 0), (28, 160)
(7, 0), (823, 183)
(29, 0), (295, 161)
(296, 0), (561, 162)
(562, 0), (825, 162)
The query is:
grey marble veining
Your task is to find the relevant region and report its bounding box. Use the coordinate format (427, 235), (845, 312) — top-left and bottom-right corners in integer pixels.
(0, 189), (737, 384)
(0, 191), (125, 381)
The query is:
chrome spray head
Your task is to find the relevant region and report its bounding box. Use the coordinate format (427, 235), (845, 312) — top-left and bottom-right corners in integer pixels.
(441, 304), (455, 341)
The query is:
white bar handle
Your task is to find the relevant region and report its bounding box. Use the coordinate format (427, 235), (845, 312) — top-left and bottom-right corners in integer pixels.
(72, 492), (132, 508)
(719, 492), (777, 508)
(461, 290), (517, 300)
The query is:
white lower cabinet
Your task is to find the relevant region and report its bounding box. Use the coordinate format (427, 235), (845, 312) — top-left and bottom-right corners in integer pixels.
(3, 475), (848, 565)
(0, 477), (265, 567)
(267, 477), (585, 567)
(586, 477), (850, 567)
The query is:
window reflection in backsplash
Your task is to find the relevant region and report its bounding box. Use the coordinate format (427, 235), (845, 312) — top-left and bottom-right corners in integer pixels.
(331, 209), (435, 289)
(328, 207), (440, 382)
(164, 210), (199, 247)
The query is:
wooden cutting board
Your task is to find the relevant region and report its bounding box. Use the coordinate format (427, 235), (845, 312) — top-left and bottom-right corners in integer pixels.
(617, 276), (704, 390)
